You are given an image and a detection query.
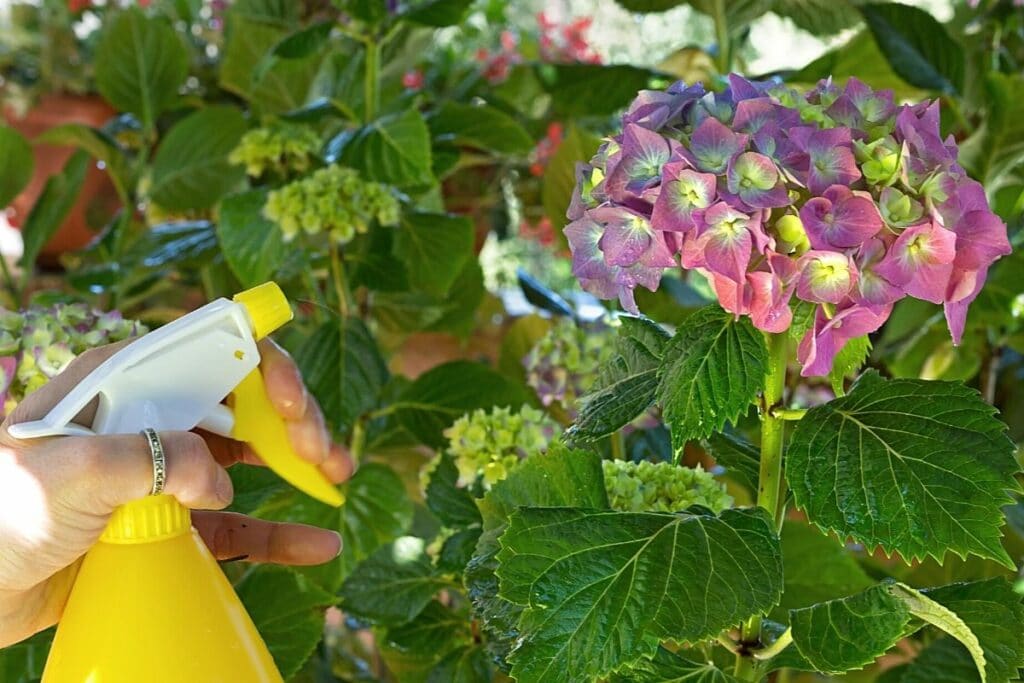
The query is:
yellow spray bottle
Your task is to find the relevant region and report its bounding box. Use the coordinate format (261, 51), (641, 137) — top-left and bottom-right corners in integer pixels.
(7, 282), (343, 682)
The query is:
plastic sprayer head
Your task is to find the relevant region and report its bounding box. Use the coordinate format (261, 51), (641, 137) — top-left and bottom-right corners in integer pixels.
(234, 282), (293, 340)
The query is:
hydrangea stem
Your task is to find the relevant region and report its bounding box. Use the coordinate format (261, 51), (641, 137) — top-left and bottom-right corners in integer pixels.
(712, 0), (731, 74)
(329, 243), (352, 318)
(736, 332), (789, 678)
(364, 38), (381, 123)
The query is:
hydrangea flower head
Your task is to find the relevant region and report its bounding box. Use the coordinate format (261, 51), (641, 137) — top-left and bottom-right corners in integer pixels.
(229, 121), (320, 179)
(566, 75), (1011, 376)
(523, 316), (617, 417)
(602, 460), (732, 513)
(0, 305), (145, 414)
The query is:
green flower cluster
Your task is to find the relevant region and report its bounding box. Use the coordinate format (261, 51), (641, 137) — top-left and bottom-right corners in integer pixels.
(0, 305), (145, 415)
(263, 165), (400, 245)
(524, 317), (617, 414)
(444, 405), (562, 488)
(602, 460), (732, 514)
(228, 122), (320, 178)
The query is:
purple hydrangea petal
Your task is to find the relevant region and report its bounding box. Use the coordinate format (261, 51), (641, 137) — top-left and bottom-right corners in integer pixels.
(650, 161), (717, 233)
(698, 203), (755, 282)
(682, 117), (747, 174)
(875, 221), (956, 302)
(594, 206), (657, 267)
(796, 250), (858, 304)
(606, 124), (678, 201)
(798, 303), (892, 377)
(806, 128), (861, 194)
(726, 151), (790, 209)
(800, 184), (882, 249)
(853, 237), (902, 306)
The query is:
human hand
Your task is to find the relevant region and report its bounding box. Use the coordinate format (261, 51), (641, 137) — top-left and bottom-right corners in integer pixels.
(0, 338), (353, 648)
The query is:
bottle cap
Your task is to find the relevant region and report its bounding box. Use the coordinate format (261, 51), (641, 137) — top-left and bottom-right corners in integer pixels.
(101, 495), (191, 543)
(234, 282), (293, 340)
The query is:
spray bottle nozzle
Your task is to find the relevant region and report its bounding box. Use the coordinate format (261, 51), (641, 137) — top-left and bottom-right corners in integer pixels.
(233, 282), (293, 341)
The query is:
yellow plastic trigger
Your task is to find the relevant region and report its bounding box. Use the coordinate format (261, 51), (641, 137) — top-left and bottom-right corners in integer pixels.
(230, 369), (344, 507)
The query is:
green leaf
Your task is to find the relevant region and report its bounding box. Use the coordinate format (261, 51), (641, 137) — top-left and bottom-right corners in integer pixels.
(466, 446), (608, 671)
(425, 451), (482, 528)
(0, 627), (52, 683)
(215, 189), (287, 288)
(771, 0), (861, 36)
(899, 637), (990, 683)
(828, 334), (872, 395)
(610, 647), (741, 683)
(921, 579), (1024, 683)
(272, 20), (333, 59)
(294, 317), (388, 437)
(656, 306), (768, 451)
(403, 0), (474, 26)
(787, 371), (1020, 566)
(959, 73), (1024, 191)
(394, 211), (473, 298)
(393, 361), (532, 449)
(614, 0), (687, 11)
(124, 220), (218, 271)
(438, 527), (482, 573)
(538, 64), (662, 118)
(860, 3), (964, 94)
(426, 645), (492, 683)
(568, 315), (670, 443)
(789, 31), (926, 98)
(94, 8), (189, 130)
(19, 150), (89, 269)
(497, 507), (783, 682)
(149, 106), (247, 210)
(380, 600), (471, 678)
(255, 463), (413, 591)
(0, 126), (34, 207)
(235, 565), (334, 679)
(339, 536), (450, 625)
(889, 583), (987, 682)
(789, 583), (912, 674)
(701, 431), (760, 491)
(428, 102), (533, 155)
(332, 109), (434, 189)
(777, 520), (873, 615)
(35, 124), (128, 201)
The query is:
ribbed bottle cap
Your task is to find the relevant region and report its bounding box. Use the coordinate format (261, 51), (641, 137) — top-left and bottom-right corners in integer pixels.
(234, 282), (293, 341)
(101, 495), (191, 543)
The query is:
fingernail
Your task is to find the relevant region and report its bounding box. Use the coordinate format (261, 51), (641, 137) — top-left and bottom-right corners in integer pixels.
(333, 532), (343, 558)
(216, 469), (234, 503)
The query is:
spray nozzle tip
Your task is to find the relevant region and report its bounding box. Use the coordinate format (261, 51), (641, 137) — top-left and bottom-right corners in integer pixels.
(234, 282), (293, 340)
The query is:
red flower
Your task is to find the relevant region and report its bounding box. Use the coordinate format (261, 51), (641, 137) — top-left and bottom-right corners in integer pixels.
(402, 69), (424, 90)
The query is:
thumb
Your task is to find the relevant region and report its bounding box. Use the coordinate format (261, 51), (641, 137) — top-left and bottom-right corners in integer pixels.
(46, 431), (234, 515)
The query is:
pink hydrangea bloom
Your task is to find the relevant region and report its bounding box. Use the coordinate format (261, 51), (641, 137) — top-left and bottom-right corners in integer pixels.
(565, 75), (1011, 376)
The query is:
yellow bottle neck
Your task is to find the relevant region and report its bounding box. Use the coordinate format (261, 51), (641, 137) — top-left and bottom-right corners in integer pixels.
(100, 495), (191, 543)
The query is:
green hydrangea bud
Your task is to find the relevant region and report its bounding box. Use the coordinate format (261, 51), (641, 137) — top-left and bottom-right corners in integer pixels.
(854, 136), (902, 186)
(523, 317), (617, 416)
(263, 165), (400, 246)
(0, 305), (145, 415)
(229, 121), (321, 178)
(443, 405), (562, 488)
(774, 215), (810, 256)
(601, 460), (732, 514)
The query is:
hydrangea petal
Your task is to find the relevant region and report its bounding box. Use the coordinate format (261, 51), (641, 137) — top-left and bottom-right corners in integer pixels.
(681, 117), (747, 174)
(796, 250), (858, 304)
(650, 162), (717, 233)
(726, 151), (791, 209)
(875, 221), (956, 302)
(798, 303), (892, 377)
(606, 124), (677, 201)
(806, 128), (861, 194)
(800, 184), (883, 249)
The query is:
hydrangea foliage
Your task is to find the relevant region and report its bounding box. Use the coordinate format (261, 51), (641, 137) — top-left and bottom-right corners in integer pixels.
(0, 305), (145, 414)
(263, 165), (400, 246)
(443, 406), (562, 488)
(566, 75), (1011, 375)
(601, 459), (732, 513)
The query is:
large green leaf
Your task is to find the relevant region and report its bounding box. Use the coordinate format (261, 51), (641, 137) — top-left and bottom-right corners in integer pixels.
(392, 361), (531, 448)
(332, 109), (434, 189)
(466, 446), (608, 671)
(428, 102), (532, 155)
(393, 211), (473, 298)
(899, 637), (991, 683)
(960, 73), (1024, 191)
(538, 64), (662, 118)
(610, 647), (740, 683)
(235, 565), (334, 679)
(35, 124), (129, 201)
(790, 584), (912, 674)
(787, 371), (1020, 566)
(656, 306), (768, 451)
(541, 123), (601, 232)
(0, 126), (34, 207)
(380, 601), (471, 680)
(339, 536), (450, 625)
(425, 451), (481, 528)
(497, 507), (783, 682)
(701, 431), (759, 491)
(860, 3), (964, 94)
(789, 31), (925, 98)
(772, 0), (860, 36)
(294, 317), (388, 437)
(215, 189), (287, 288)
(149, 106), (247, 210)
(255, 463), (413, 591)
(426, 645), (492, 682)
(403, 0), (474, 26)
(94, 8), (188, 130)
(568, 315), (670, 443)
(0, 628), (52, 683)
(777, 521), (873, 615)
(19, 150), (89, 269)
(920, 579), (1024, 683)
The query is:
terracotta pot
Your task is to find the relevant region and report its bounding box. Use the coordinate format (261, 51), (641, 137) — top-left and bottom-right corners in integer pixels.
(4, 93), (120, 263)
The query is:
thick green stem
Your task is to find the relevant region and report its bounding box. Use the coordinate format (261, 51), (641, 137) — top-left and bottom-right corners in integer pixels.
(733, 652), (758, 681)
(712, 0), (731, 74)
(735, 332), (790, 678)
(329, 244), (352, 318)
(364, 38), (381, 123)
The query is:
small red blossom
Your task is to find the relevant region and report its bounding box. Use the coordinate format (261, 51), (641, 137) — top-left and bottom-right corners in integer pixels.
(402, 69), (424, 90)
(529, 122), (565, 177)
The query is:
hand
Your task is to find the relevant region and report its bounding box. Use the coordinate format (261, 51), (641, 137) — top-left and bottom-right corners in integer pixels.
(0, 338), (353, 648)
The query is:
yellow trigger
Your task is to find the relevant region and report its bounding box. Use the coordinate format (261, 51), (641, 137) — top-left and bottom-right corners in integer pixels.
(229, 369), (344, 507)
